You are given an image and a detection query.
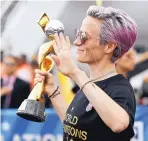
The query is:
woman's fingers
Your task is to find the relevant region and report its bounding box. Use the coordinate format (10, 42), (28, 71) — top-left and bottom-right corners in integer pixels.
(35, 69), (41, 73)
(34, 69), (54, 84)
(59, 33), (67, 49)
(35, 73), (42, 79)
(65, 36), (71, 49)
(54, 33), (61, 50)
(34, 77), (43, 85)
(35, 69), (49, 76)
(51, 54), (60, 66)
(54, 33), (70, 51)
(34, 69), (46, 85)
(53, 40), (59, 54)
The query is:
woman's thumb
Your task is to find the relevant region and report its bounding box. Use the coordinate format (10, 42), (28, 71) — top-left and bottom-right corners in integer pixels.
(51, 54), (60, 66)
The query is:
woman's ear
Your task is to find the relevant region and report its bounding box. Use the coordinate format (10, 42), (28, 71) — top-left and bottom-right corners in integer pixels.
(104, 42), (117, 54)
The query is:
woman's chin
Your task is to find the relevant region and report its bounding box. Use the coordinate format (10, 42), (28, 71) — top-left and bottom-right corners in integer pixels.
(76, 56), (86, 63)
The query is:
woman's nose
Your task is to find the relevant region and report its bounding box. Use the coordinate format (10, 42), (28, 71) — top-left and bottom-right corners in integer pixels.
(74, 37), (82, 46)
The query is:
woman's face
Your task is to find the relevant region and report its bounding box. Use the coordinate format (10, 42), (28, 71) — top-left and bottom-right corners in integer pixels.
(74, 16), (106, 65)
(3, 56), (17, 75)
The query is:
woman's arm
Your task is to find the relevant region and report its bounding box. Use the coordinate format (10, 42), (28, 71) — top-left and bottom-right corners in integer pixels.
(48, 86), (69, 122)
(70, 69), (130, 133)
(51, 33), (130, 132)
(34, 69), (68, 122)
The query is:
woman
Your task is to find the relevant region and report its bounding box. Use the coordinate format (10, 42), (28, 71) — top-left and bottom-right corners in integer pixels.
(35, 5), (137, 141)
(115, 48), (136, 78)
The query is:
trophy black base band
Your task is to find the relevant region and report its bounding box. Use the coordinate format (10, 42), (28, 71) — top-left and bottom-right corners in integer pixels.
(17, 99), (46, 122)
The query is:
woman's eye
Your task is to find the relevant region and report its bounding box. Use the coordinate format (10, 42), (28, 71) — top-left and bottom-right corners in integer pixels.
(81, 32), (87, 41)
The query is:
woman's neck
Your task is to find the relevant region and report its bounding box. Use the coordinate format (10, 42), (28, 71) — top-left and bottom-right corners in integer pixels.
(89, 59), (117, 80)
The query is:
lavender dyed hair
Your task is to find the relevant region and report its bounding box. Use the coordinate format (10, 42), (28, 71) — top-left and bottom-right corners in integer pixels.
(87, 5), (137, 62)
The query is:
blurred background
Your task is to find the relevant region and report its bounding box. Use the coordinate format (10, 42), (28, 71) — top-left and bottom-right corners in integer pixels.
(1, 0), (148, 141)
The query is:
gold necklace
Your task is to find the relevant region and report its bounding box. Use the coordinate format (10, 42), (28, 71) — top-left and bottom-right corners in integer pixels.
(78, 69), (117, 93)
(90, 69), (117, 82)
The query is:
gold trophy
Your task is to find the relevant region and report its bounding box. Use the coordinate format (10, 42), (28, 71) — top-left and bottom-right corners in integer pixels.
(17, 13), (64, 122)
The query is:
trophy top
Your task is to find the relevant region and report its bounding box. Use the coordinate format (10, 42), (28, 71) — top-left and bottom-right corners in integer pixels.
(38, 13), (64, 40)
(45, 19), (64, 37)
(37, 13), (49, 29)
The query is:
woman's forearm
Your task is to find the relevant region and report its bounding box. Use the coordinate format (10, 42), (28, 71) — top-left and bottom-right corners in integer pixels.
(70, 69), (129, 133)
(49, 89), (69, 123)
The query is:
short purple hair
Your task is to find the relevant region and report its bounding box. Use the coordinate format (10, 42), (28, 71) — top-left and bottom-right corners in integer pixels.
(87, 5), (137, 62)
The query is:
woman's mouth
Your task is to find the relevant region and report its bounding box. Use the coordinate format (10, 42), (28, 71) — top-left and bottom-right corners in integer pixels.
(77, 49), (84, 52)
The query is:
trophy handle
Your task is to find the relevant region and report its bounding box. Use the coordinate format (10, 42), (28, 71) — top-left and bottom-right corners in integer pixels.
(36, 54), (54, 100)
(28, 81), (44, 100)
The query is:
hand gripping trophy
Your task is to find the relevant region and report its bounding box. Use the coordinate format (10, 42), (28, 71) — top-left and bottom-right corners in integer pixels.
(17, 13), (64, 122)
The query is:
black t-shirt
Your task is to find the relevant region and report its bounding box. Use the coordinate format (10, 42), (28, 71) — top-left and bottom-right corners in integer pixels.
(63, 74), (136, 141)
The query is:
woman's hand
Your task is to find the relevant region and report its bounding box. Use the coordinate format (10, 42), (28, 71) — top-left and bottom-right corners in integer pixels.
(34, 69), (58, 96)
(51, 33), (79, 78)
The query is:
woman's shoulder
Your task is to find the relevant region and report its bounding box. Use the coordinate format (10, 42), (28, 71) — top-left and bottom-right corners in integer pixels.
(95, 74), (132, 89)
(95, 74), (135, 98)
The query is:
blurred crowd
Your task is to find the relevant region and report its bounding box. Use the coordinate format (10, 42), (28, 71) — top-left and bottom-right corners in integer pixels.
(0, 45), (148, 109)
(0, 51), (52, 108)
(116, 47), (148, 104)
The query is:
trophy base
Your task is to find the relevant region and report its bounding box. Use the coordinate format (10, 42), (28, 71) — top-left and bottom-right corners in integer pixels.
(17, 99), (46, 122)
